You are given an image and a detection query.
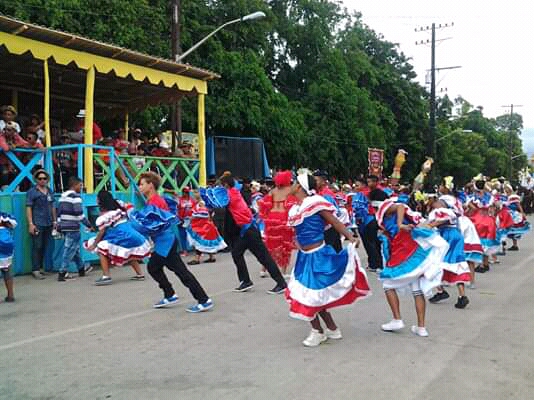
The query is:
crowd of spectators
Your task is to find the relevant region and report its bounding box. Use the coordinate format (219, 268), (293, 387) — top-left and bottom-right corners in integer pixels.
(0, 104), (198, 192)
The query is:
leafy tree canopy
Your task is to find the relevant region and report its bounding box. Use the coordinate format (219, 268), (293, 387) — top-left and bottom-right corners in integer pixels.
(0, 0), (526, 181)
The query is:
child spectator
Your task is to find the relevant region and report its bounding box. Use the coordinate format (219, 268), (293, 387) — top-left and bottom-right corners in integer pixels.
(186, 190), (227, 265)
(57, 177), (93, 281)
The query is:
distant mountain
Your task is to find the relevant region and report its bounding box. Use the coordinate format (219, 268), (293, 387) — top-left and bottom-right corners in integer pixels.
(522, 128), (534, 156)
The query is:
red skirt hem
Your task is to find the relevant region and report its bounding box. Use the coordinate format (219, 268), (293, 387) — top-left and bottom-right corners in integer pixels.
(442, 270), (471, 285)
(285, 267), (371, 321)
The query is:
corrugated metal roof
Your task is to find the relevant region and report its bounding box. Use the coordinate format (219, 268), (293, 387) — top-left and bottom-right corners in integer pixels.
(0, 14), (220, 81)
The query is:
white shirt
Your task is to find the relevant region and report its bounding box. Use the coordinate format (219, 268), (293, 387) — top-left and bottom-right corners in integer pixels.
(0, 120), (21, 133)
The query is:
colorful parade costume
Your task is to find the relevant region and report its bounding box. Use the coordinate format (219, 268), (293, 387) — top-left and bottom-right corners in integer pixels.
(186, 203), (227, 254)
(258, 193), (297, 270)
(439, 194), (483, 264)
(458, 216), (484, 264)
(0, 213), (17, 269)
(176, 192), (195, 252)
(505, 195), (530, 239)
(285, 195), (371, 321)
(250, 191), (266, 236)
(376, 199), (448, 295)
(467, 192), (499, 255)
(129, 205), (178, 252)
(427, 207), (471, 285)
(85, 209), (152, 265)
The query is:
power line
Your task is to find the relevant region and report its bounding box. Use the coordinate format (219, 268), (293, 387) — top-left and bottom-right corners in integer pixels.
(415, 22), (455, 185)
(502, 104), (523, 181)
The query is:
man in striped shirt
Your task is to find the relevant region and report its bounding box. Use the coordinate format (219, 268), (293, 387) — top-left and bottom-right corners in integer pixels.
(57, 177), (92, 281)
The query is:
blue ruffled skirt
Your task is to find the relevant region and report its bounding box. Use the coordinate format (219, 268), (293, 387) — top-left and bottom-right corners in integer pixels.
(286, 243), (371, 321)
(0, 228), (14, 269)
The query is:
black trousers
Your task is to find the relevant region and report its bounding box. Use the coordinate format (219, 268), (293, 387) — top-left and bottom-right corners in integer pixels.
(361, 220), (383, 270)
(31, 225), (53, 272)
(324, 227), (342, 253)
(147, 240), (209, 303)
(231, 226), (285, 286)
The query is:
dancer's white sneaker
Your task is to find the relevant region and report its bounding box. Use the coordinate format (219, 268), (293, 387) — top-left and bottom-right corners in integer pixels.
(411, 325), (429, 337)
(381, 319), (405, 332)
(302, 329), (327, 347)
(324, 328), (343, 340)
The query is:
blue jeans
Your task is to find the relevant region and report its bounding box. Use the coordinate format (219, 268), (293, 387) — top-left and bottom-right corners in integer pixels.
(60, 231), (82, 273)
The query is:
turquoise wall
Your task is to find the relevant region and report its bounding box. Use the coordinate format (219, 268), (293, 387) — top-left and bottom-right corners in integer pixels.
(0, 190), (142, 275)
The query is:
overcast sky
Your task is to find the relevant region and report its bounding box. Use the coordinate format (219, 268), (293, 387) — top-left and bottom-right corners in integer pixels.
(342, 0), (534, 155)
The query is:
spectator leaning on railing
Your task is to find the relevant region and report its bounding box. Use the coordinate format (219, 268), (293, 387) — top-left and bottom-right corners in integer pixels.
(0, 121), (29, 189)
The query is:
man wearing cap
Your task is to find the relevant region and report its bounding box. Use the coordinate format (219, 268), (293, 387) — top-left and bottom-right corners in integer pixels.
(179, 141), (195, 159)
(54, 133), (77, 191)
(74, 109), (103, 143)
(313, 170), (342, 252)
(0, 105), (21, 134)
(26, 169), (57, 279)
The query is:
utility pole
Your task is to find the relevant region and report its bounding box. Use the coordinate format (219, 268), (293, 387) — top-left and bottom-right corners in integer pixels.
(502, 104), (523, 182)
(171, 0), (182, 151)
(415, 22), (454, 186)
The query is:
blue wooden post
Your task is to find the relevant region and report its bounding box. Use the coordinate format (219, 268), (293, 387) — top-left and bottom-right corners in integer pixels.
(110, 146), (116, 196)
(77, 144), (84, 180)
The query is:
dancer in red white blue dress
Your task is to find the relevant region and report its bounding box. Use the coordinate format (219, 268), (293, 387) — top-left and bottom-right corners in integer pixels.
(85, 191), (151, 285)
(426, 195), (471, 309)
(285, 172), (370, 347)
(439, 179), (483, 288)
(466, 179), (499, 273)
(376, 196), (448, 337)
(186, 191), (227, 265)
(503, 184), (530, 250)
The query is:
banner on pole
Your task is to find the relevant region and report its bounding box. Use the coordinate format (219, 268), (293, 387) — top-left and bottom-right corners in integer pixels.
(368, 148), (384, 178)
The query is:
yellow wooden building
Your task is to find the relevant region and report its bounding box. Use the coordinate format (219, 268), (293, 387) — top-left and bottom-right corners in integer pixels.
(0, 14), (219, 190)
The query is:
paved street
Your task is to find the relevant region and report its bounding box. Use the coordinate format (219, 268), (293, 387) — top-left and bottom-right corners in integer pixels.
(1, 222), (533, 400)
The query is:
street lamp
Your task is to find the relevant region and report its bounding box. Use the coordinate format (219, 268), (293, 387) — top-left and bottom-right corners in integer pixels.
(175, 11), (266, 62)
(435, 129), (472, 143)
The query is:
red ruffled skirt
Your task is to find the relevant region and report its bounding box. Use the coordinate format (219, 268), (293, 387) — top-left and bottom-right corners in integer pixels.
(263, 210), (295, 269)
